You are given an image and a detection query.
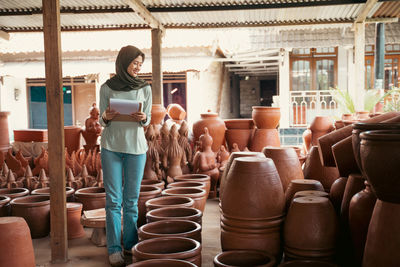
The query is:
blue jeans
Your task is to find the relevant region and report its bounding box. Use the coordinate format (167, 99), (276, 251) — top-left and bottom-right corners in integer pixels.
(101, 148), (146, 254)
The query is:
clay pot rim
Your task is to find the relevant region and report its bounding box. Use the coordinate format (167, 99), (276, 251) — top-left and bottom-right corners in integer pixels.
(31, 186), (75, 196)
(145, 196), (195, 207)
(162, 187), (207, 197)
(174, 174), (210, 180)
(10, 195), (50, 206)
(360, 130), (400, 141)
(129, 259), (197, 266)
(278, 260), (338, 267)
(293, 190), (329, 198)
(224, 119), (255, 129)
(147, 206), (202, 218)
(252, 106), (280, 111)
(353, 122), (400, 130)
(75, 187), (106, 197)
(0, 188), (30, 194)
(0, 195), (10, 205)
(141, 180), (165, 186)
(167, 181), (206, 188)
(221, 212), (285, 223)
(66, 202), (83, 211)
(292, 196), (329, 204)
(140, 185), (163, 195)
(200, 112), (218, 118)
(139, 219), (201, 236)
(214, 250), (276, 267)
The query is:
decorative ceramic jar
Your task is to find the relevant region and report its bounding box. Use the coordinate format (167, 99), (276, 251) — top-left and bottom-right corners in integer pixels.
(64, 126), (82, 155)
(146, 206), (202, 225)
(252, 106), (281, 129)
(214, 250), (276, 267)
(192, 110), (226, 152)
(329, 177), (348, 214)
(340, 173), (365, 225)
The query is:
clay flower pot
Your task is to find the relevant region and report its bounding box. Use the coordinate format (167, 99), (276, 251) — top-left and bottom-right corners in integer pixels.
(252, 106), (281, 129)
(132, 237), (202, 266)
(250, 128), (280, 152)
(0, 195), (10, 217)
(224, 119), (255, 129)
(167, 181), (207, 191)
(75, 187), (106, 211)
(138, 219), (202, 243)
(138, 185), (162, 227)
(0, 217), (35, 267)
(285, 179), (325, 208)
(31, 186), (75, 202)
(0, 187), (29, 199)
(174, 174), (211, 197)
(146, 206), (202, 225)
(127, 259), (197, 266)
(162, 187), (207, 213)
(309, 116), (334, 146)
(214, 250), (276, 267)
(279, 260), (338, 267)
(192, 110), (226, 152)
(167, 103), (186, 120)
(141, 179), (165, 191)
(150, 104), (167, 125)
(67, 202), (86, 239)
(10, 195), (50, 238)
(225, 129), (254, 151)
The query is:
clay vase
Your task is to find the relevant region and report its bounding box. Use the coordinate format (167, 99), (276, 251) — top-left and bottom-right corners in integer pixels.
(10, 195), (50, 238)
(224, 119), (255, 130)
(0, 217), (35, 267)
(221, 157), (285, 260)
(293, 190), (329, 200)
(75, 187), (106, 211)
(192, 110), (226, 152)
(285, 179), (325, 209)
(138, 219), (202, 243)
(303, 146), (339, 192)
(225, 129), (254, 151)
(66, 202), (86, 239)
(363, 200), (400, 267)
(0, 112), (11, 153)
(329, 177), (348, 215)
(146, 206), (202, 225)
(252, 106), (281, 129)
(167, 103), (186, 120)
(167, 181), (207, 192)
(127, 259), (197, 266)
(132, 236), (202, 266)
(263, 147), (304, 192)
(332, 136), (360, 177)
(174, 174), (211, 197)
(360, 130), (400, 203)
(145, 196), (195, 212)
(309, 116), (334, 146)
(214, 250), (276, 267)
(279, 260), (338, 267)
(141, 179), (165, 191)
(249, 128), (280, 152)
(138, 185), (162, 227)
(284, 196), (338, 261)
(31, 186), (75, 202)
(0, 187), (30, 199)
(348, 181), (377, 266)
(162, 187), (207, 213)
(0, 195), (10, 216)
(150, 104), (167, 125)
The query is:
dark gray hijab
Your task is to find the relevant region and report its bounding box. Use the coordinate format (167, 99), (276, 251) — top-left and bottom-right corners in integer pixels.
(106, 45), (148, 91)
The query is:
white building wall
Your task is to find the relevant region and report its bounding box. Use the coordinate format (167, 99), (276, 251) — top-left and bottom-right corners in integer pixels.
(337, 46), (348, 92)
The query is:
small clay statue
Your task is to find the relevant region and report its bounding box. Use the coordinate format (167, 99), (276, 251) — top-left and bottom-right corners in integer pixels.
(143, 124), (162, 180)
(217, 145), (230, 171)
(162, 124), (186, 184)
(81, 103), (102, 152)
(31, 169), (50, 190)
(231, 143), (241, 152)
(178, 121), (193, 174)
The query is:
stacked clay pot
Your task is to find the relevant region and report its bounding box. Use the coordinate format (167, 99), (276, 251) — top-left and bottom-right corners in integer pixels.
(167, 181), (207, 192)
(220, 157), (285, 260)
(192, 110), (226, 152)
(146, 206), (203, 225)
(285, 179), (324, 209)
(214, 250), (276, 267)
(0, 195), (10, 216)
(224, 119), (255, 151)
(284, 196), (338, 261)
(162, 187), (207, 213)
(145, 196), (194, 212)
(150, 104), (167, 125)
(250, 106), (281, 151)
(174, 174), (211, 197)
(75, 187), (106, 211)
(67, 202), (86, 239)
(138, 185), (162, 227)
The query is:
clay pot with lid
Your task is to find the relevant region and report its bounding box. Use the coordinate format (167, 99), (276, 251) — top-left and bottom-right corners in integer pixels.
(0, 195), (10, 216)
(150, 104), (167, 125)
(224, 119), (255, 129)
(214, 250), (276, 267)
(192, 110), (226, 152)
(132, 236), (202, 266)
(127, 259), (197, 267)
(162, 187), (207, 212)
(0, 111), (11, 152)
(249, 128), (280, 152)
(167, 181), (207, 191)
(167, 103), (186, 120)
(146, 206), (202, 225)
(145, 196), (194, 212)
(141, 179), (165, 191)
(67, 202), (86, 239)
(75, 187), (106, 211)
(174, 174), (211, 197)
(252, 106), (281, 129)
(285, 179), (324, 208)
(138, 185), (162, 227)
(31, 186), (75, 202)
(0, 187), (29, 199)
(10, 195), (50, 238)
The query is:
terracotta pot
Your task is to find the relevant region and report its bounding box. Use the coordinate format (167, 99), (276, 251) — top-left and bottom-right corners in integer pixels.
(146, 206), (202, 225)
(309, 116), (334, 146)
(10, 195), (50, 238)
(214, 250), (276, 267)
(162, 187), (207, 213)
(64, 126), (82, 155)
(145, 196), (195, 212)
(139, 219), (201, 243)
(174, 174), (211, 197)
(150, 104), (167, 125)
(0, 195), (10, 216)
(284, 196), (338, 261)
(75, 187), (106, 211)
(285, 179), (325, 209)
(302, 129), (312, 154)
(167, 181), (207, 191)
(127, 259), (197, 267)
(66, 202), (86, 239)
(342, 114), (354, 121)
(360, 130), (400, 203)
(14, 129), (48, 142)
(31, 186), (75, 202)
(138, 185), (162, 227)
(0, 187), (30, 199)
(263, 147), (304, 192)
(340, 173), (366, 226)
(252, 106), (281, 129)
(132, 237), (202, 266)
(224, 119), (255, 129)
(0, 217), (35, 267)
(318, 111), (400, 167)
(225, 129), (254, 151)
(192, 110), (226, 152)
(356, 111), (370, 120)
(250, 129), (280, 152)
(329, 177), (348, 214)
(0, 112), (11, 152)
(334, 120), (344, 130)
(293, 190), (329, 200)
(303, 146), (339, 192)
(332, 136), (360, 177)
(279, 260), (338, 267)
(141, 179), (165, 191)
(167, 103), (186, 120)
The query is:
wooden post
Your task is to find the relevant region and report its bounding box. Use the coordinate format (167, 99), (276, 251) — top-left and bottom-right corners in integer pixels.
(42, 0), (68, 262)
(151, 28), (163, 105)
(353, 22), (365, 111)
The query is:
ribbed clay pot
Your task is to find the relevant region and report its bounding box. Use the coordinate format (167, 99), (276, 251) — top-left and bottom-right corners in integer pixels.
(162, 187), (207, 213)
(167, 103), (186, 120)
(75, 187), (106, 211)
(167, 181), (207, 192)
(0, 111), (11, 152)
(141, 179), (165, 191)
(332, 136), (360, 177)
(214, 250), (276, 267)
(138, 185), (162, 227)
(360, 130), (400, 203)
(0, 217), (35, 267)
(150, 104), (167, 125)
(145, 196), (195, 212)
(252, 106), (281, 129)
(174, 174), (211, 197)
(309, 116), (334, 146)
(0, 187), (30, 199)
(138, 219), (202, 243)
(293, 190), (329, 200)
(224, 119), (255, 129)
(285, 179), (324, 209)
(132, 236), (202, 266)
(225, 129), (254, 151)
(31, 186), (75, 202)
(0, 195), (10, 217)
(127, 259), (197, 267)
(329, 177), (348, 215)
(284, 196), (338, 261)
(67, 202), (86, 239)
(263, 147), (304, 192)
(192, 110), (226, 152)
(10, 195), (50, 238)
(249, 129), (280, 152)
(279, 260), (338, 267)
(146, 206), (202, 225)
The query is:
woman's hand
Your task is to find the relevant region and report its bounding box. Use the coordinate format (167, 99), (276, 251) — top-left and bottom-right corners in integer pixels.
(102, 106), (119, 122)
(130, 111), (147, 122)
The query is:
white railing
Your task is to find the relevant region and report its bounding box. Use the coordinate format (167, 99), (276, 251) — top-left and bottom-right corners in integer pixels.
(289, 90), (341, 127)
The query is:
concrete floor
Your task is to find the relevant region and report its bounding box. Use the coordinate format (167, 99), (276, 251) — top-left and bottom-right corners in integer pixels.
(33, 198), (221, 267)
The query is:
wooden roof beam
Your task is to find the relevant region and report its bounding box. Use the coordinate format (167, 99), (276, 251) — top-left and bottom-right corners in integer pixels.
(355, 0), (378, 23)
(123, 0), (165, 33)
(214, 56), (280, 62)
(0, 30), (9, 40)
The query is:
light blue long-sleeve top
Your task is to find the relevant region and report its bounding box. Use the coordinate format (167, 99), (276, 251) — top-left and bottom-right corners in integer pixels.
(99, 82), (152, 155)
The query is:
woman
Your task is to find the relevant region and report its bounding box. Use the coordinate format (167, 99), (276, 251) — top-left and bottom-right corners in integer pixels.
(99, 45), (152, 267)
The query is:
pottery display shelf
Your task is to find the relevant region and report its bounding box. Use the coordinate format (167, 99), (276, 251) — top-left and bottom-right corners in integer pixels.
(80, 208), (107, 246)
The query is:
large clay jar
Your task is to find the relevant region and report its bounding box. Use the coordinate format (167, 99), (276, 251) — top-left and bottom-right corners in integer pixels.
(0, 195), (10, 216)
(252, 106), (281, 129)
(174, 174), (211, 197)
(249, 129), (280, 152)
(64, 126), (82, 155)
(0, 111), (11, 152)
(332, 136), (360, 177)
(225, 129), (254, 151)
(138, 185), (162, 227)
(224, 119), (255, 130)
(146, 206), (203, 225)
(263, 147), (304, 192)
(145, 196), (194, 212)
(167, 103), (186, 120)
(329, 177), (348, 214)
(309, 116), (334, 146)
(10, 195), (50, 238)
(132, 236), (202, 266)
(75, 187), (106, 211)
(167, 181), (207, 191)
(192, 110), (226, 152)
(67, 202), (86, 239)
(0, 217), (35, 267)
(214, 250), (276, 267)
(162, 187), (207, 213)
(279, 260), (338, 267)
(0, 187), (30, 199)
(128, 259), (197, 267)
(150, 104), (167, 125)
(141, 179), (165, 191)
(303, 146), (339, 192)
(31, 186), (75, 202)
(221, 157), (285, 260)
(138, 219), (202, 243)
(285, 179), (324, 209)
(284, 196), (338, 261)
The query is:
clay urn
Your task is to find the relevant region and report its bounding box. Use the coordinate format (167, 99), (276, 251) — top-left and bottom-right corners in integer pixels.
(285, 179), (325, 209)
(0, 187), (29, 199)
(167, 103), (186, 120)
(66, 202), (86, 239)
(214, 250), (276, 267)
(309, 116), (334, 146)
(0, 195), (10, 216)
(127, 259), (196, 267)
(0, 217), (36, 267)
(138, 219), (202, 243)
(0, 111), (11, 152)
(174, 174), (211, 197)
(329, 177), (348, 214)
(75, 187), (106, 211)
(146, 206), (202, 225)
(145, 196), (195, 212)
(225, 129), (254, 151)
(284, 196), (338, 261)
(263, 146), (304, 192)
(10, 195), (50, 238)
(278, 260), (338, 267)
(138, 185), (162, 227)
(167, 181), (207, 191)
(224, 119), (255, 130)
(150, 104), (167, 125)
(360, 130), (400, 203)
(293, 190), (329, 200)
(132, 236), (202, 266)
(252, 106), (281, 129)
(31, 186), (75, 202)
(162, 187), (207, 213)
(141, 179), (165, 191)
(249, 128), (280, 151)
(192, 110), (226, 152)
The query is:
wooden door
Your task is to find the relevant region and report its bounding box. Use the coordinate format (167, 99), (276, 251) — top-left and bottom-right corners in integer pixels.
(73, 83), (96, 127)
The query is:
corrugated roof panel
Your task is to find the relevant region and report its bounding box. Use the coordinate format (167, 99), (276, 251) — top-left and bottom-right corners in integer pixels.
(373, 1), (400, 18)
